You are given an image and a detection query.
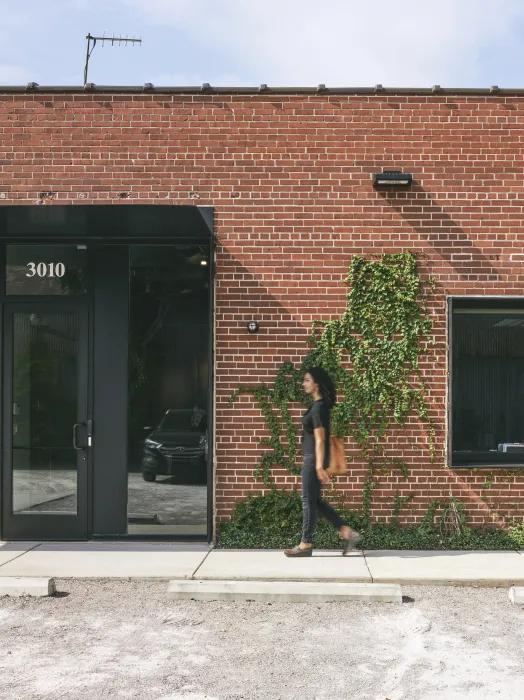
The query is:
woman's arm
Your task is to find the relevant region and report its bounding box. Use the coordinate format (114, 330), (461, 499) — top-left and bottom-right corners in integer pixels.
(314, 427), (331, 484)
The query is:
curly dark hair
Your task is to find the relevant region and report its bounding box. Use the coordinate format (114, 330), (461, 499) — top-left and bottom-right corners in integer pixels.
(306, 367), (337, 408)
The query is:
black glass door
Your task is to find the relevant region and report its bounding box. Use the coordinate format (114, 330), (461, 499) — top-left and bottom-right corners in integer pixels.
(1, 303), (89, 539)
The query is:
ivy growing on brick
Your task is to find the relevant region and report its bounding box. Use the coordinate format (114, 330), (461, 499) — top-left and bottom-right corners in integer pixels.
(229, 251), (436, 488)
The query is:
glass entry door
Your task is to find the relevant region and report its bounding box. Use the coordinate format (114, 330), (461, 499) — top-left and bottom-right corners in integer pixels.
(1, 303), (89, 539)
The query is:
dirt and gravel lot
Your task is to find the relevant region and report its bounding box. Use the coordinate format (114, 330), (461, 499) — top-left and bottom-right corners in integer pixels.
(1, 581), (523, 700)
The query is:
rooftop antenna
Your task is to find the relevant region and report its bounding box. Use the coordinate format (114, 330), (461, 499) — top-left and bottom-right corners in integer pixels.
(84, 33), (142, 85)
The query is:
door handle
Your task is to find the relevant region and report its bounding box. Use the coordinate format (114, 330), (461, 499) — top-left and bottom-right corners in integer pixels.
(73, 420), (93, 452)
(73, 423), (85, 451)
(73, 421), (93, 450)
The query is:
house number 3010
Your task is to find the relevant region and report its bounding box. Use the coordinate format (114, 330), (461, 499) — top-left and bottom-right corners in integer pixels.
(26, 262), (66, 278)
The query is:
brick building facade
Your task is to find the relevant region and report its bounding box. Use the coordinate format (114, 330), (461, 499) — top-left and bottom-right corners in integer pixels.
(0, 85), (523, 540)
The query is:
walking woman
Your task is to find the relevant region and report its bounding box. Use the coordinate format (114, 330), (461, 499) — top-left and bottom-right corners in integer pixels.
(284, 367), (361, 557)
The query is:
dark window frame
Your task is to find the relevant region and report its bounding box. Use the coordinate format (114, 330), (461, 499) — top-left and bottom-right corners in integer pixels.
(448, 296), (524, 469)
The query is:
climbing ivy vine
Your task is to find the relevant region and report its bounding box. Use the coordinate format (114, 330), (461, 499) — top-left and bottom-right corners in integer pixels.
(229, 251), (436, 488)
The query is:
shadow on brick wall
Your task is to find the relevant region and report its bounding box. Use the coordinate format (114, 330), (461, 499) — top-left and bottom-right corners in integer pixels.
(377, 185), (522, 525)
(215, 244), (443, 523)
(377, 185), (501, 281)
(214, 230), (522, 527)
(214, 245), (313, 516)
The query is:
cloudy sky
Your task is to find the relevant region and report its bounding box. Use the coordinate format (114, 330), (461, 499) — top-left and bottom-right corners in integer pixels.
(1, 0), (524, 87)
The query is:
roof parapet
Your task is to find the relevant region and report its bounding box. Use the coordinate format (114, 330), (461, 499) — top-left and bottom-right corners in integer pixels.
(0, 84), (521, 96)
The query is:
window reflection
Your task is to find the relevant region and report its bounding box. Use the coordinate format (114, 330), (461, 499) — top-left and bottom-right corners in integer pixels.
(127, 245), (210, 535)
(12, 311), (79, 514)
(452, 308), (524, 464)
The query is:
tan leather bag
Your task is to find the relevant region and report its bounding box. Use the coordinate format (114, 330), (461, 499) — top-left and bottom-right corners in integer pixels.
(326, 434), (348, 475)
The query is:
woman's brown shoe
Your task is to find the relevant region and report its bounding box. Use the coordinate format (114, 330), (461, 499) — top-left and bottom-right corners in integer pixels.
(284, 546), (313, 557)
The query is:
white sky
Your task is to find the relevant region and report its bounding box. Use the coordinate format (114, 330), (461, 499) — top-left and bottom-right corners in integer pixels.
(0, 0), (524, 87)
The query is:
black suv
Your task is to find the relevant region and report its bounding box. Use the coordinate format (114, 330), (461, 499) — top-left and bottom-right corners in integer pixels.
(141, 408), (208, 482)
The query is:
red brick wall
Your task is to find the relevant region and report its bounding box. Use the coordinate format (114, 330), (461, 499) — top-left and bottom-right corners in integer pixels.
(1, 90), (524, 531)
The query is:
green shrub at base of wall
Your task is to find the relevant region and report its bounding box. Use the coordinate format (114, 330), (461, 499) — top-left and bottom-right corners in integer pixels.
(508, 522), (524, 549)
(216, 488), (518, 551)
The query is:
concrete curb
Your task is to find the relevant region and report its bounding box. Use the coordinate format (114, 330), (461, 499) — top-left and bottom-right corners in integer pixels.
(167, 580), (402, 603)
(371, 577), (524, 588)
(0, 577), (55, 597)
(509, 586), (524, 604)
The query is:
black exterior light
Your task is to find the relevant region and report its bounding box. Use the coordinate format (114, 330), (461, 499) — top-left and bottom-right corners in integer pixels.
(247, 321), (260, 334)
(373, 171), (413, 188)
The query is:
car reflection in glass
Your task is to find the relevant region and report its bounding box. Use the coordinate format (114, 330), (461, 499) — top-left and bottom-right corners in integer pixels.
(141, 408), (207, 483)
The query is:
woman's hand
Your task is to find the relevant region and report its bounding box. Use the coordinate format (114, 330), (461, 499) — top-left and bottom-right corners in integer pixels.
(316, 468), (331, 484)
(313, 428), (329, 483)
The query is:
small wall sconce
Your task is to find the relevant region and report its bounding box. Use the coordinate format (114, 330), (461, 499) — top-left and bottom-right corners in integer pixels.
(373, 171), (413, 187)
(247, 321), (260, 334)
(188, 252), (208, 266)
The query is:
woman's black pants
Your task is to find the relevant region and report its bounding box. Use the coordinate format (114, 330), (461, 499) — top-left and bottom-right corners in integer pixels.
(301, 453), (345, 544)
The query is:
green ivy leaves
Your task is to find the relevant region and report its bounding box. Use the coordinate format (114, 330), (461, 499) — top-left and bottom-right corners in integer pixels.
(229, 251), (435, 485)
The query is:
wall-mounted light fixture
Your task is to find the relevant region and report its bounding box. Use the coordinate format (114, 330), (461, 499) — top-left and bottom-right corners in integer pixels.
(247, 321), (259, 334)
(373, 171), (413, 188)
(188, 251), (208, 266)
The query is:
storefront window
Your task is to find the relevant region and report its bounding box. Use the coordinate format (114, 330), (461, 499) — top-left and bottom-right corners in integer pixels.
(127, 245), (210, 535)
(452, 303), (524, 465)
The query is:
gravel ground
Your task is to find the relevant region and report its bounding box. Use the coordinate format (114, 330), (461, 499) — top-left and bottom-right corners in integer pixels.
(1, 582), (523, 700)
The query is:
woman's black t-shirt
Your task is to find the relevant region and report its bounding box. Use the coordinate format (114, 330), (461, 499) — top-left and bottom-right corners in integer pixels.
(302, 399), (330, 467)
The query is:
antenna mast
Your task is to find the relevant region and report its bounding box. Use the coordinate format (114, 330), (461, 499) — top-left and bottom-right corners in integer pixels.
(84, 33), (142, 85)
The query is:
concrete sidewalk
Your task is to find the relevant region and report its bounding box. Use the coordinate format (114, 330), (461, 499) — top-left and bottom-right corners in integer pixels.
(1, 541), (524, 586)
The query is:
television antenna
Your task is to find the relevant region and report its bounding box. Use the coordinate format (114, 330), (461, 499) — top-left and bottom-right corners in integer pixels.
(84, 33), (142, 85)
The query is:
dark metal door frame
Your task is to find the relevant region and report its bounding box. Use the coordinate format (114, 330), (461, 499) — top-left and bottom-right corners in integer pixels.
(1, 301), (90, 540)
